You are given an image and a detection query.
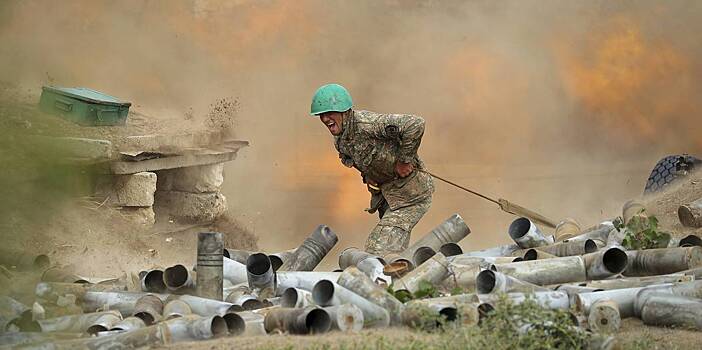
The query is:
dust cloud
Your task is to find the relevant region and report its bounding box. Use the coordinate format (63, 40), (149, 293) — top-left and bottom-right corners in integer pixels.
(2, 1), (702, 266)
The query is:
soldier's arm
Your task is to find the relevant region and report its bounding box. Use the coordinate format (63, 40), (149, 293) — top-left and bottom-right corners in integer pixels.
(372, 114), (426, 163)
(334, 141), (354, 168)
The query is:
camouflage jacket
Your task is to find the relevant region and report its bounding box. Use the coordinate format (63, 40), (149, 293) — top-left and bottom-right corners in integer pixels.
(334, 110), (434, 210)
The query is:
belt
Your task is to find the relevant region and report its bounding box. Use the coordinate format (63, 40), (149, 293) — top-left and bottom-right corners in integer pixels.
(365, 172), (410, 191)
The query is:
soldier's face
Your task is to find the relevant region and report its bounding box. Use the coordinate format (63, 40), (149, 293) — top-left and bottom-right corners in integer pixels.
(319, 112), (344, 136)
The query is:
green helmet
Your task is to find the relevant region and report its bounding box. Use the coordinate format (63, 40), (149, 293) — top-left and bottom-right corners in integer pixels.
(310, 83), (353, 115)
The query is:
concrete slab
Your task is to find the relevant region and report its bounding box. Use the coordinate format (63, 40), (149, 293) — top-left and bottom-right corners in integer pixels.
(109, 141), (247, 174)
(120, 131), (226, 154)
(30, 136), (113, 161)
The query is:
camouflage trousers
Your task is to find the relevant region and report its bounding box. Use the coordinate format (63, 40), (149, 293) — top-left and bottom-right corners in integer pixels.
(364, 196), (432, 256)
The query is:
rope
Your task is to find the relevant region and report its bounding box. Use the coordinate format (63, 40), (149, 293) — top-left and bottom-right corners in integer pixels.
(419, 169), (501, 206)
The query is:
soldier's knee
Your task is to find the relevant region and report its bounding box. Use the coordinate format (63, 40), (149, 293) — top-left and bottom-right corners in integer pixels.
(364, 225), (410, 256)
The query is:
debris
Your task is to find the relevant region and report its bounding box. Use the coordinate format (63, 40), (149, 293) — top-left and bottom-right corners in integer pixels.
(277, 225), (338, 272)
(639, 294), (702, 330)
(587, 299), (621, 333)
(196, 232), (224, 300)
(5, 212), (702, 349)
(132, 295), (163, 325)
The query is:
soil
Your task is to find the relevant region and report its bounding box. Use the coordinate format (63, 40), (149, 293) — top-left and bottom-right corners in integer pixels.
(642, 169), (702, 238)
(153, 318), (700, 350)
(617, 318), (702, 350)
(3, 203), (257, 285)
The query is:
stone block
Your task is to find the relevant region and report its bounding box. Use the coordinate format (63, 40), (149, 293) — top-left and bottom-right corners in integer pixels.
(154, 191), (227, 224)
(111, 172), (157, 207)
(120, 207), (156, 226)
(157, 163), (224, 193)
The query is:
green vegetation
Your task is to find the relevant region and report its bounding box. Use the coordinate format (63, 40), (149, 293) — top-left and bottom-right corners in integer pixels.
(620, 336), (656, 350)
(386, 280), (439, 303)
(613, 211), (671, 250)
(469, 294), (594, 349)
(412, 281), (441, 299)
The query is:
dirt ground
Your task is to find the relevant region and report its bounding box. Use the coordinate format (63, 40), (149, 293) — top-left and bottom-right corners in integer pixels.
(13, 204), (257, 281)
(153, 318), (699, 350)
(642, 170), (702, 238)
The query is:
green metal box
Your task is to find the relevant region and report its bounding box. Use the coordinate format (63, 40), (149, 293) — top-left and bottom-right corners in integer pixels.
(39, 86), (131, 126)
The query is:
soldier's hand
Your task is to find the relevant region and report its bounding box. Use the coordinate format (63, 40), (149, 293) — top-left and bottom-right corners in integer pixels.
(395, 162), (414, 178)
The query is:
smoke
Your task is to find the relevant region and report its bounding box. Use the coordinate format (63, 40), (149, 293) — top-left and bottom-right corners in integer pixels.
(2, 0), (702, 264)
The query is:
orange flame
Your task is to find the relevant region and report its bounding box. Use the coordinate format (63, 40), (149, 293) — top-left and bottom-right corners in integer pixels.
(555, 16), (693, 144)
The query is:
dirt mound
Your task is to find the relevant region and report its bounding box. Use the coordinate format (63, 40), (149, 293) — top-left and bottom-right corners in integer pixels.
(5, 202), (257, 281)
(642, 169), (702, 238)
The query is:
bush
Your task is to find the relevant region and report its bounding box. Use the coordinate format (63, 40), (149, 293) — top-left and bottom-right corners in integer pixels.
(354, 293), (604, 350)
(461, 294), (592, 350)
(613, 211), (671, 250)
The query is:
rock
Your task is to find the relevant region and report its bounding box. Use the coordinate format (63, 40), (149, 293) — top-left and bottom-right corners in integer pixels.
(679, 198), (702, 228)
(157, 163), (224, 193)
(110, 172), (157, 207)
(120, 207), (156, 226)
(154, 191), (227, 223)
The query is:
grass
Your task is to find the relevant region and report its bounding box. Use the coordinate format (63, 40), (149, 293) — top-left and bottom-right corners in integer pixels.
(254, 295), (615, 350)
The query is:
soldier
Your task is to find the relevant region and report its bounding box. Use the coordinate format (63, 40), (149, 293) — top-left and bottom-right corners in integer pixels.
(310, 83), (434, 256)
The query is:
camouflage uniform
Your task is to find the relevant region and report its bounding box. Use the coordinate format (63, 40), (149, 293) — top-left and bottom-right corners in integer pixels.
(334, 110), (434, 256)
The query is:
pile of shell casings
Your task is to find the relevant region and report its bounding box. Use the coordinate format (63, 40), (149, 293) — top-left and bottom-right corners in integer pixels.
(2, 205), (702, 349)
